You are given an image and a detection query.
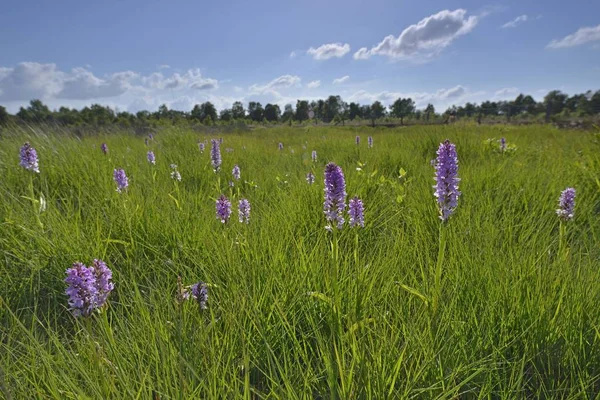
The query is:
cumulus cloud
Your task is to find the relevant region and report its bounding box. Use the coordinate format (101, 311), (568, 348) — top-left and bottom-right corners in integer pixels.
(307, 80), (321, 89)
(502, 15), (528, 28)
(249, 75), (301, 93)
(307, 43), (351, 60)
(332, 75), (350, 85)
(348, 85), (471, 108)
(158, 64), (171, 70)
(0, 62), (64, 101)
(143, 69), (219, 91)
(547, 24), (600, 48)
(289, 51), (298, 59)
(353, 9), (477, 60)
(58, 68), (138, 99)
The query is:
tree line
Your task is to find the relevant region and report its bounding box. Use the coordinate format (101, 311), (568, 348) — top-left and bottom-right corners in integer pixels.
(1, 89), (599, 129)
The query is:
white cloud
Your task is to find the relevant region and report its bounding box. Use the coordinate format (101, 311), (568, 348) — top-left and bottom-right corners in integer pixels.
(547, 24), (600, 48)
(495, 87), (519, 97)
(249, 75), (301, 93)
(347, 85), (474, 108)
(143, 69), (218, 91)
(58, 68), (138, 99)
(158, 64), (171, 70)
(0, 62), (64, 101)
(307, 80), (321, 89)
(502, 15), (528, 29)
(353, 9), (478, 60)
(289, 51), (298, 59)
(332, 75), (350, 85)
(307, 43), (351, 60)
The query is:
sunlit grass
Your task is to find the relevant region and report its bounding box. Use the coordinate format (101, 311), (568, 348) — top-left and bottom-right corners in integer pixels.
(1, 123), (599, 398)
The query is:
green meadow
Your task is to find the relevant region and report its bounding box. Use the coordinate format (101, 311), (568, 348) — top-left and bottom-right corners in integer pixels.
(1, 124), (600, 398)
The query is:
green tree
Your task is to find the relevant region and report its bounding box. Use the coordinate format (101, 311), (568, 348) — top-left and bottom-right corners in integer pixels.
(424, 104), (435, 121)
(232, 101), (245, 119)
(282, 104), (294, 121)
(295, 100), (310, 122)
(264, 104), (281, 122)
(248, 101), (264, 122)
(543, 90), (567, 121)
(348, 102), (361, 120)
(0, 105), (11, 126)
(390, 97), (415, 124)
(219, 109), (233, 122)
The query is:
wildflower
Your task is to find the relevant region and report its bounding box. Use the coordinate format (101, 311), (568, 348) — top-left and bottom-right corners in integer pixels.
(147, 151), (156, 165)
(19, 142), (39, 173)
(199, 142), (205, 152)
(312, 150), (317, 162)
(170, 164), (181, 181)
(556, 187), (576, 221)
(306, 172), (315, 184)
(278, 142), (283, 150)
(232, 164), (241, 180)
(211, 139), (222, 171)
(348, 197), (365, 228)
(324, 162), (347, 229)
(144, 138), (149, 146)
(356, 136), (360, 145)
(216, 195), (231, 223)
(500, 137), (506, 152)
(64, 260), (114, 317)
(368, 136), (373, 148)
(238, 199), (251, 224)
(101, 143), (108, 154)
(229, 180), (234, 187)
(113, 169), (128, 193)
(189, 282), (208, 309)
(219, 137), (223, 144)
(433, 140), (460, 221)
(148, 134), (154, 140)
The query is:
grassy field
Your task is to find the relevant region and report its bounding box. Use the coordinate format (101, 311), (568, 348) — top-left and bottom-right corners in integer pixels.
(1, 124), (600, 399)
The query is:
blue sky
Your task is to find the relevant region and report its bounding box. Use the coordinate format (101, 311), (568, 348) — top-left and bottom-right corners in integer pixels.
(1, 0), (599, 113)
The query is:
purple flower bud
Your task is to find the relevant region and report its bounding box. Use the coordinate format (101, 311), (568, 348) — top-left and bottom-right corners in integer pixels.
(278, 142), (283, 151)
(348, 197), (365, 228)
(147, 151), (156, 165)
(190, 282), (208, 310)
(355, 136), (360, 145)
(148, 134), (154, 140)
(20, 142), (39, 173)
(312, 150), (317, 162)
(433, 140), (460, 221)
(113, 169), (128, 193)
(199, 142), (205, 152)
(232, 164), (241, 180)
(556, 187), (576, 221)
(211, 139), (222, 171)
(324, 162), (347, 229)
(64, 259), (114, 317)
(306, 172), (315, 184)
(238, 199), (251, 224)
(500, 137), (506, 152)
(216, 195), (232, 223)
(368, 136), (373, 148)
(101, 143), (108, 155)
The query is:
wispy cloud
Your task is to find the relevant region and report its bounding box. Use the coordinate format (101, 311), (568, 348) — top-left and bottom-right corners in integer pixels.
(547, 24), (600, 48)
(332, 75), (350, 85)
(307, 80), (321, 89)
(502, 15), (528, 28)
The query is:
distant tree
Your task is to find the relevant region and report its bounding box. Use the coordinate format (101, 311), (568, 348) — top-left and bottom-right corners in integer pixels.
(521, 95), (537, 114)
(219, 109), (233, 122)
(367, 101), (386, 127)
(324, 95), (342, 121)
(282, 104), (294, 121)
(348, 102), (361, 120)
(0, 106), (9, 125)
(464, 102), (477, 117)
(295, 100), (310, 121)
(17, 99), (52, 122)
(264, 103), (281, 122)
(231, 101), (246, 119)
(544, 90), (568, 121)
(56, 107), (81, 125)
(248, 101), (264, 122)
(588, 90), (600, 115)
(424, 104), (435, 121)
(200, 102), (217, 123)
(390, 97), (415, 124)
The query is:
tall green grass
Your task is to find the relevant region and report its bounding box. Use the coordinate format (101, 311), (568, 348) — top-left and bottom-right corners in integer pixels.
(1, 124), (600, 398)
